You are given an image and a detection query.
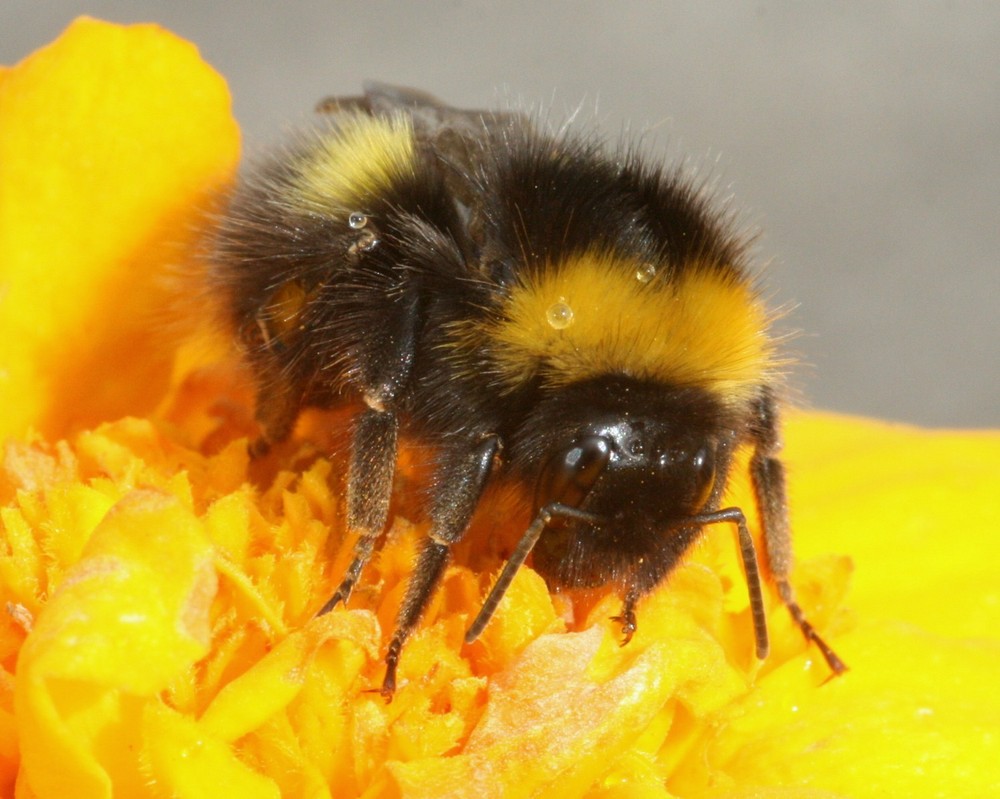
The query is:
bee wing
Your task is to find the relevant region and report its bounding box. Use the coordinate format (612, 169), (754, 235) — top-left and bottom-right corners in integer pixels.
(317, 82), (525, 141)
(317, 82), (526, 187)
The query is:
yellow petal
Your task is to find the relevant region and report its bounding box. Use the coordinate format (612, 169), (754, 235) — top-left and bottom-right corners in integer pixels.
(784, 412), (1000, 638)
(3, 18), (1000, 799)
(672, 623), (1000, 797)
(0, 17), (239, 441)
(668, 414), (1000, 797)
(143, 703), (281, 799)
(385, 622), (737, 798)
(15, 491), (216, 798)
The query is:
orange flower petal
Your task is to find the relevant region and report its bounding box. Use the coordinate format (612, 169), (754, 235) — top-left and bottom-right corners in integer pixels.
(15, 491), (216, 797)
(672, 623), (1000, 797)
(667, 414), (1000, 797)
(143, 703), (281, 799)
(0, 17), (239, 441)
(784, 413), (1000, 638)
(3, 18), (999, 799)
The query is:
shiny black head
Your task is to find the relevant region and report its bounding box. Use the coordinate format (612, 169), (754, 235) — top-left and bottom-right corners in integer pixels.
(507, 376), (743, 594)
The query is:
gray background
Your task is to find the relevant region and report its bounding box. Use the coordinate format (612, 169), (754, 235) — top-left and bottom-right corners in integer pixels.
(5, 2), (998, 428)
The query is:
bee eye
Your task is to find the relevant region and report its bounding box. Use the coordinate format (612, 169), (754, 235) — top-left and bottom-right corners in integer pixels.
(659, 443), (717, 513)
(535, 435), (612, 510)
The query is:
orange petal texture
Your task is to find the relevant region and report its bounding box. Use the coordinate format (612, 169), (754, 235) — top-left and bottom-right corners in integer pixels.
(0, 16), (239, 442)
(2, 18), (999, 799)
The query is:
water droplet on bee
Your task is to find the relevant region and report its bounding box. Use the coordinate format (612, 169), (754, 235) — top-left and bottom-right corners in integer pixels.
(635, 263), (657, 283)
(546, 299), (574, 329)
(348, 212), (368, 229)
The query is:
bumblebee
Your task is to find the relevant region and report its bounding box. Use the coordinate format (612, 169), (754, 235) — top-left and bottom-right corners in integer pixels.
(209, 83), (845, 697)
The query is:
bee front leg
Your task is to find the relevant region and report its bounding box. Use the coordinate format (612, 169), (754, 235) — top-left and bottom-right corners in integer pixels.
(381, 434), (500, 700)
(611, 588), (639, 646)
(750, 390), (847, 674)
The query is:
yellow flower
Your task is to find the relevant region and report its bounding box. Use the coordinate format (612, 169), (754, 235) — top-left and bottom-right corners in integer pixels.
(1, 18), (998, 799)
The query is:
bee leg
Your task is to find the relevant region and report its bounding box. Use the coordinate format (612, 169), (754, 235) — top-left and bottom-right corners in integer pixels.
(611, 589), (639, 645)
(318, 406), (398, 613)
(750, 390), (847, 674)
(320, 292), (419, 613)
(381, 434), (500, 700)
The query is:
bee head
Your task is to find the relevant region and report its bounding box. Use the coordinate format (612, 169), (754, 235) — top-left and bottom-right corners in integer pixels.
(510, 376), (742, 591)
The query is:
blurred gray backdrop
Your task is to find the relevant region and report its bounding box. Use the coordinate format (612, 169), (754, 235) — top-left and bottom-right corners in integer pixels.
(5, 2), (998, 428)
